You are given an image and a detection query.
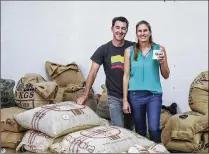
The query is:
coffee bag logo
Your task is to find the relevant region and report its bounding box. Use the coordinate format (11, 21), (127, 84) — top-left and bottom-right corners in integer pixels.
(15, 91), (34, 99)
(24, 83), (35, 91)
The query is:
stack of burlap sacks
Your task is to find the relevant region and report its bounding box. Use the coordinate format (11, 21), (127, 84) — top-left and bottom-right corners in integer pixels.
(0, 78), (24, 153)
(1, 73), (59, 153)
(1, 61), (97, 153)
(0, 79), (21, 153)
(161, 71), (209, 153)
(1, 61), (170, 153)
(0, 61), (99, 153)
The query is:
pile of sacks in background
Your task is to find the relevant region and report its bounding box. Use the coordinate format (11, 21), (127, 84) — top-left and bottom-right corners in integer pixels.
(0, 61), (97, 153)
(0, 78), (25, 153)
(1, 61), (169, 153)
(1, 73), (59, 153)
(161, 71), (209, 153)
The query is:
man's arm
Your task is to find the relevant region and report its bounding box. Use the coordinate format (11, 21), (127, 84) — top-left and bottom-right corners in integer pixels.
(123, 47), (131, 114)
(76, 61), (100, 105)
(76, 44), (104, 105)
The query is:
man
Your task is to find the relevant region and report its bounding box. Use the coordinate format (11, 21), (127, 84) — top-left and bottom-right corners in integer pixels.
(76, 16), (134, 129)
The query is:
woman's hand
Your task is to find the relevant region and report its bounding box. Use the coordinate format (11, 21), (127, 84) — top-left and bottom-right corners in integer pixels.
(158, 47), (166, 64)
(159, 45), (170, 79)
(123, 100), (131, 114)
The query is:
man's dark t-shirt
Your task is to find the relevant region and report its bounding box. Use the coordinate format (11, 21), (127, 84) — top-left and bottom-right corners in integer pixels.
(91, 40), (134, 98)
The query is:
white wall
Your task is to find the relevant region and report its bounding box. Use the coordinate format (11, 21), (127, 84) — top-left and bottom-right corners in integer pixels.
(1, 1), (208, 113)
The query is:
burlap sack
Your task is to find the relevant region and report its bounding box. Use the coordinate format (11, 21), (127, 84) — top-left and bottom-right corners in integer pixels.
(1, 131), (24, 148)
(21, 73), (46, 83)
(45, 61), (84, 87)
(16, 130), (53, 153)
(63, 83), (97, 112)
(34, 82), (58, 99)
(1, 107), (26, 132)
(160, 109), (172, 130)
(95, 94), (101, 104)
(54, 87), (65, 103)
(161, 112), (208, 152)
(189, 71), (208, 114)
(14, 101), (107, 138)
(15, 73), (58, 109)
(96, 84), (110, 119)
(50, 125), (154, 153)
(164, 134), (203, 152)
(0, 78), (16, 108)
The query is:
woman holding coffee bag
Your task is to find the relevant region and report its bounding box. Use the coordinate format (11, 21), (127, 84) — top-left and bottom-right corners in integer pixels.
(123, 20), (169, 143)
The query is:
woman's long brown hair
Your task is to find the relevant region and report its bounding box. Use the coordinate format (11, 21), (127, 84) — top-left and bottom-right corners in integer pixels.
(134, 20), (153, 61)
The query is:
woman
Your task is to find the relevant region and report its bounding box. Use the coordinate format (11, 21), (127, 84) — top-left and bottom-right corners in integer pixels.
(123, 20), (170, 143)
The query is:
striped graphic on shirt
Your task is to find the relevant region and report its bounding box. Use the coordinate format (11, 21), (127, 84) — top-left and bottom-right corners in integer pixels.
(111, 55), (124, 69)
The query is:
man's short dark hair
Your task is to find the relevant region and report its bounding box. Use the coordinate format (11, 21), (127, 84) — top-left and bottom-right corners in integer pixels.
(112, 16), (129, 28)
